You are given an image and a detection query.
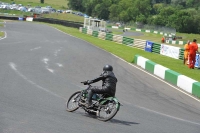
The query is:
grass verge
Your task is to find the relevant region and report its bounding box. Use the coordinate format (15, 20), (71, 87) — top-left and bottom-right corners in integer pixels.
(0, 31), (4, 37)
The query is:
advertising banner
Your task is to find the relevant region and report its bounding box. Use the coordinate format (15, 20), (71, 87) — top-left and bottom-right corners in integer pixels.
(26, 17), (33, 22)
(195, 54), (200, 68)
(145, 41), (153, 52)
(18, 17), (23, 21)
(160, 44), (180, 59)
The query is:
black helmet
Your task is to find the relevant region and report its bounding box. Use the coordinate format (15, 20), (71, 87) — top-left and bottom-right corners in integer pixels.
(103, 64), (113, 71)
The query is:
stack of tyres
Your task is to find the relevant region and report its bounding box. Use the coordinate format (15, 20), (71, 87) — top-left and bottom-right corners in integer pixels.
(82, 28), (87, 34)
(152, 43), (161, 54)
(122, 37), (134, 46)
(179, 48), (184, 60)
(105, 33), (113, 41)
(92, 31), (99, 37)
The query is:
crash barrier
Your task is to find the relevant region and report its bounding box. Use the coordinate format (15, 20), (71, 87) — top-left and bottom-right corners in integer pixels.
(82, 28), (87, 34)
(98, 31), (106, 40)
(179, 48), (184, 60)
(80, 27), (200, 67)
(134, 55), (200, 98)
(0, 16), (19, 20)
(152, 43), (161, 54)
(92, 31), (99, 37)
(113, 35), (123, 44)
(33, 18), (83, 29)
(105, 33), (113, 41)
(122, 37), (134, 46)
(0, 16), (83, 29)
(87, 29), (93, 36)
(134, 39), (146, 49)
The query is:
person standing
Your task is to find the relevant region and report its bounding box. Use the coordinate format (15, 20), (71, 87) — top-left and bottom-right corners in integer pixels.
(161, 36), (165, 43)
(184, 41), (190, 65)
(188, 39), (199, 69)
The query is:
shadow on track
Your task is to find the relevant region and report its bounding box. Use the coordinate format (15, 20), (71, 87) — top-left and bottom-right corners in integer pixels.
(108, 119), (140, 126)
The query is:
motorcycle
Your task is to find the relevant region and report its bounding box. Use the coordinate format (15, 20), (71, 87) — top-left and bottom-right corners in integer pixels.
(66, 81), (121, 122)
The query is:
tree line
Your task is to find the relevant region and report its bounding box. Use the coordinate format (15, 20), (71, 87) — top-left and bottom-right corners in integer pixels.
(68, 0), (200, 34)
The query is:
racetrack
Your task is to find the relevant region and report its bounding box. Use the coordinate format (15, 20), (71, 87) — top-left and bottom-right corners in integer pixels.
(0, 21), (200, 133)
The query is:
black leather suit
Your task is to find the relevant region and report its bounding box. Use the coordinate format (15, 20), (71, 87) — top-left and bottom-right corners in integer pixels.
(87, 71), (118, 104)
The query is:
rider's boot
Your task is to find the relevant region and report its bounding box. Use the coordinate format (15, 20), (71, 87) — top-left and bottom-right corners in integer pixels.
(82, 101), (93, 108)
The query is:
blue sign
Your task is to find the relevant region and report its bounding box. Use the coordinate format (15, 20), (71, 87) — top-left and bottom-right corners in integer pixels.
(18, 17), (23, 21)
(145, 41), (153, 52)
(195, 54), (200, 68)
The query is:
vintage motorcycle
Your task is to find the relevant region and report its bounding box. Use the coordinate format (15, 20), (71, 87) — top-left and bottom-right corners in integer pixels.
(66, 81), (121, 122)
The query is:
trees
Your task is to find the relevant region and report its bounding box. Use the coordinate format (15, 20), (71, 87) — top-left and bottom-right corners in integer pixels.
(67, 0), (200, 33)
(40, 0), (44, 4)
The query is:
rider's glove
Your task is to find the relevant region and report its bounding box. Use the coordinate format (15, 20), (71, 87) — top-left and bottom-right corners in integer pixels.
(83, 81), (88, 85)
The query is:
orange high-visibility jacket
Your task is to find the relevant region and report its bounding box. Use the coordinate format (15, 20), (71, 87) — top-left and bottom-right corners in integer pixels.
(184, 43), (190, 58)
(189, 42), (198, 54)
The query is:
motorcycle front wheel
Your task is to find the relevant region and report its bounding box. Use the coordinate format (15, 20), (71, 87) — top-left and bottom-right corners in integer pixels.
(66, 91), (81, 112)
(97, 100), (119, 121)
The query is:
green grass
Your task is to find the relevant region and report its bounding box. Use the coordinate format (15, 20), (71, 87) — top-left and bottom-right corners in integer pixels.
(0, 31), (4, 37)
(0, 0), (68, 9)
(48, 24), (200, 82)
(0, 20), (4, 37)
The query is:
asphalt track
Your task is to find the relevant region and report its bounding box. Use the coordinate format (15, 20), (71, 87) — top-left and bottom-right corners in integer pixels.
(0, 21), (200, 133)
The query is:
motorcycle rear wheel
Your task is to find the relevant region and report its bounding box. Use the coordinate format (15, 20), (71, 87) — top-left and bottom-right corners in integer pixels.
(97, 100), (118, 121)
(66, 91), (81, 112)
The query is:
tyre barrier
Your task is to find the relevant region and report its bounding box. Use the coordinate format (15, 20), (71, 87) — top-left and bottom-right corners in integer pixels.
(133, 39), (146, 49)
(80, 27), (185, 60)
(152, 43), (161, 54)
(82, 28), (87, 34)
(113, 35), (123, 44)
(98, 31), (106, 40)
(92, 31), (99, 37)
(122, 37), (134, 46)
(105, 33), (113, 41)
(87, 29), (93, 36)
(179, 48), (184, 60)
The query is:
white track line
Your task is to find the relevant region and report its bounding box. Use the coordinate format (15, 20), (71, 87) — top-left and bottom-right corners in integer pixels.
(9, 62), (66, 100)
(0, 31), (7, 40)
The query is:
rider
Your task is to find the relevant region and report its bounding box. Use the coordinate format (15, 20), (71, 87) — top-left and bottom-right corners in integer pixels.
(82, 64), (118, 108)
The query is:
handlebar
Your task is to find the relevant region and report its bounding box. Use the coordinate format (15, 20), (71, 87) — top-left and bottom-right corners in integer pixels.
(81, 81), (92, 85)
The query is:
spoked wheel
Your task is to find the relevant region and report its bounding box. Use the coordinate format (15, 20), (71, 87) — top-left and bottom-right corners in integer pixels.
(97, 100), (119, 121)
(66, 91), (81, 112)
